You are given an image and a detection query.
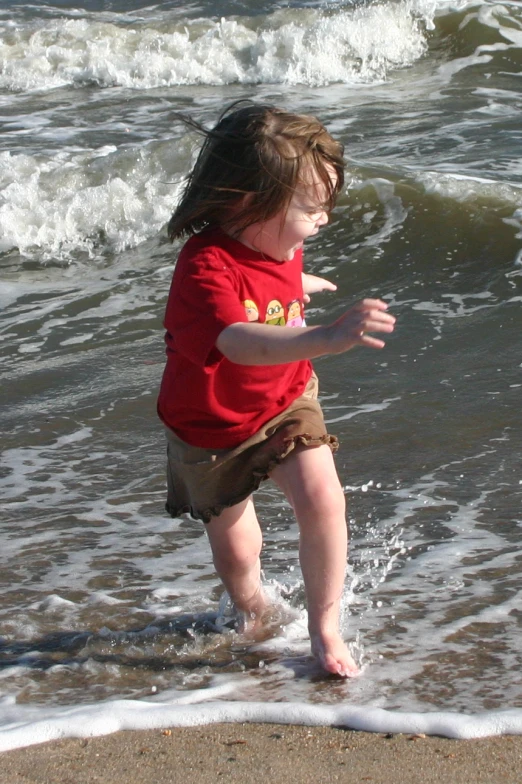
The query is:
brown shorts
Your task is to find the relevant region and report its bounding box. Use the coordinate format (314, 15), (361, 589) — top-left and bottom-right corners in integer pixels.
(164, 373), (338, 523)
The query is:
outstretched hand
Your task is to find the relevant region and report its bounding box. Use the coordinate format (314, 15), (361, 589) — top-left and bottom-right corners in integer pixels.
(329, 299), (395, 351)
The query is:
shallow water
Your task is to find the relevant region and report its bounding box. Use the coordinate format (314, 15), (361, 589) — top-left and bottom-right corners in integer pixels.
(2, 0), (522, 748)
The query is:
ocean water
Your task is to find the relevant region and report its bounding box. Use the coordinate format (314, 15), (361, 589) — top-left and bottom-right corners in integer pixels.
(2, 0), (522, 750)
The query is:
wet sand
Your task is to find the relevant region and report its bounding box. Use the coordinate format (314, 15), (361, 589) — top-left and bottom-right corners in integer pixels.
(3, 723), (522, 784)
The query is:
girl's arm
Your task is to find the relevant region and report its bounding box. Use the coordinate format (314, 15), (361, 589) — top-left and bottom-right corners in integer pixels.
(216, 299), (395, 366)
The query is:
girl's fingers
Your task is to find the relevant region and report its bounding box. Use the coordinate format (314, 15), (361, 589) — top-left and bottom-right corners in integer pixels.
(332, 299), (395, 350)
(355, 298), (390, 311)
(358, 334), (386, 349)
(321, 281), (338, 292)
(361, 315), (396, 332)
(346, 310), (395, 334)
(348, 305), (395, 348)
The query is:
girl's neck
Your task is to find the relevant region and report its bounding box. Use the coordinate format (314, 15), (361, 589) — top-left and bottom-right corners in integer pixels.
(220, 223), (261, 254)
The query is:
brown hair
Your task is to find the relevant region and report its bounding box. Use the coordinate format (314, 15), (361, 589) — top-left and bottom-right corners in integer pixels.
(168, 101), (345, 240)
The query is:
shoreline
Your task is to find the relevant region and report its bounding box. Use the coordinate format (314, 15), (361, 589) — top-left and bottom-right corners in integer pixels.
(3, 723), (522, 784)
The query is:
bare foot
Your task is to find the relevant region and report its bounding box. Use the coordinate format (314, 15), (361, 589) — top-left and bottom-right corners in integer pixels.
(218, 590), (299, 642)
(310, 631), (360, 678)
(217, 588), (271, 636)
(238, 601), (300, 644)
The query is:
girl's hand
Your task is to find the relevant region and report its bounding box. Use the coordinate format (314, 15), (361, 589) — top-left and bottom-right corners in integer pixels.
(302, 272), (337, 303)
(329, 299), (395, 351)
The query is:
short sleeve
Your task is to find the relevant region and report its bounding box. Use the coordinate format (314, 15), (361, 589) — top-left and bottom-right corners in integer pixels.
(164, 245), (247, 370)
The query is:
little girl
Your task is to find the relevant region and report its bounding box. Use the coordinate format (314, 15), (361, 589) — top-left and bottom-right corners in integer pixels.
(157, 102), (395, 677)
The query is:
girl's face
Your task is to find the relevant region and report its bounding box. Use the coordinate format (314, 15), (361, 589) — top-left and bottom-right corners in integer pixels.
(237, 167), (335, 262)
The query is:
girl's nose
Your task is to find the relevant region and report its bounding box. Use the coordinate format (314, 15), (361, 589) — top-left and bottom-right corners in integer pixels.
(316, 209), (329, 227)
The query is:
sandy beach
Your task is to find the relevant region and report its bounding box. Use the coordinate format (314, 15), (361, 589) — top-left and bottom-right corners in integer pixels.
(3, 723), (522, 784)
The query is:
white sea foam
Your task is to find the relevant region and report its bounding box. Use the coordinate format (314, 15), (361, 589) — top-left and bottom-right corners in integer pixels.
(2, 693), (522, 752)
(0, 4), (428, 93)
(416, 171), (522, 205)
(0, 144), (181, 259)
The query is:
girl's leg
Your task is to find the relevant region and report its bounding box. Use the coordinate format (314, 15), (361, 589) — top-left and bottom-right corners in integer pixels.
(270, 444), (358, 677)
(205, 496), (267, 625)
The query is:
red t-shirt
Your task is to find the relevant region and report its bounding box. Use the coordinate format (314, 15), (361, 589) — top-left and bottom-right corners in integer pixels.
(157, 228), (312, 448)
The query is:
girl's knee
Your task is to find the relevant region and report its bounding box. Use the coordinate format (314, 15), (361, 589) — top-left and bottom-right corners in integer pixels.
(213, 541), (261, 575)
(302, 477), (346, 519)
(208, 521), (263, 576)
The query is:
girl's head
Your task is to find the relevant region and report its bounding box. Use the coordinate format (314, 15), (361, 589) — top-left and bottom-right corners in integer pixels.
(168, 102), (345, 242)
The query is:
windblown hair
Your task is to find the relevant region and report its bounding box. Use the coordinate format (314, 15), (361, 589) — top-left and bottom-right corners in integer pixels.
(168, 101), (345, 240)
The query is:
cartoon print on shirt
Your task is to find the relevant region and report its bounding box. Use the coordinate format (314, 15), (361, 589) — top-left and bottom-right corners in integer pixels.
(286, 298), (304, 327)
(243, 299), (259, 322)
(265, 299), (286, 326)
